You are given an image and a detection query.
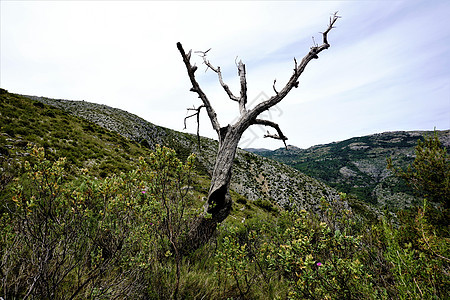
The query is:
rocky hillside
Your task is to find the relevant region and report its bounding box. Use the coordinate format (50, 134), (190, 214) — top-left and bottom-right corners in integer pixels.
(24, 96), (167, 148)
(249, 130), (450, 209)
(17, 93), (341, 211)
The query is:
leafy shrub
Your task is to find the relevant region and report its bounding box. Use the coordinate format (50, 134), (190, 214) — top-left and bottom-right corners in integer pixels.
(215, 193), (449, 299)
(388, 131), (450, 207)
(215, 198), (373, 299)
(0, 145), (199, 299)
(254, 198), (278, 213)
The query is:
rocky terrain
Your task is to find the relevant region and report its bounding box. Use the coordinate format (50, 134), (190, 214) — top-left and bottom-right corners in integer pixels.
(249, 130), (450, 209)
(24, 96), (167, 147)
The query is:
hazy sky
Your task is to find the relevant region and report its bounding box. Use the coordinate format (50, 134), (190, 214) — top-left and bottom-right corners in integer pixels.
(2, 0), (449, 149)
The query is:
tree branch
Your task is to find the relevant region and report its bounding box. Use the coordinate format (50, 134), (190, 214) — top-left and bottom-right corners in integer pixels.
(248, 12), (340, 120)
(322, 11), (340, 45)
(196, 49), (248, 115)
(184, 105), (205, 149)
(196, 49), (240, 102)
(252, 119), (288, 148)
(177, 42), (221, 134)
(237, 60), (247, 115)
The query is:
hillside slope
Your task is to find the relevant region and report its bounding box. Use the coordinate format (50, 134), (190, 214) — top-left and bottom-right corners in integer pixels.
(1, 91), (341, 211)
(249, 130), (450, 209)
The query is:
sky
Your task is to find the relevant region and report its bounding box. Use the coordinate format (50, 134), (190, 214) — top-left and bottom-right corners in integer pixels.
(1, 0), (449, 149)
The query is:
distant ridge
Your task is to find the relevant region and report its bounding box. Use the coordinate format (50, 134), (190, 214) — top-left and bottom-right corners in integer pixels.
(252, 129), (450, 209)
(245, 148), (272, 153)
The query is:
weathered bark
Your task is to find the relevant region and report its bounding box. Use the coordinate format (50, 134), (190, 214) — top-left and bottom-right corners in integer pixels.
(178, 12), (340, 251)
(183, 125), (242, 251)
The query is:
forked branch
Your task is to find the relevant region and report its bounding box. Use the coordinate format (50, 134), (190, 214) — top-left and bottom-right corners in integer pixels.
(196, 49), (248, 115)
(322, 11), (340, 45)
(196, 50), (240, 102)
(253, 119), (288, 148)
(177, 42), (221, 134)
(184, 105), (206, 148)
(248, 11), (340, 120)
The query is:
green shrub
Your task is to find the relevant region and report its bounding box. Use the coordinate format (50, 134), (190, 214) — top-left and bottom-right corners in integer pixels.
(388, 131), (450, 207)
(254, 198), (278, 213)
(0, 145), (200, 299)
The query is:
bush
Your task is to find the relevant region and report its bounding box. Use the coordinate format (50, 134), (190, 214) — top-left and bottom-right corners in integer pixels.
(1, 143), (448, 299)
(0, 145), (199, 299)
(215, 194), (449, 299)
(254, 198), (278, 213)
(388, 131), (450, 207)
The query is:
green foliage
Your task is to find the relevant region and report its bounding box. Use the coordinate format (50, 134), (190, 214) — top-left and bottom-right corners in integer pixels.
(1, 145), (449, 299)
(136, 145), (199, 298)
(215, 226), (253, 298)
(256, 131), (446, 205)
(388, 131), (450, 207)
(216, 198), (375, 299)
(0, 145), (200, 299)
(254, 198), (278, 213)
(2, 147), (110, 299)
(213, 194), (449, 299)
(362, 202), (449, 299)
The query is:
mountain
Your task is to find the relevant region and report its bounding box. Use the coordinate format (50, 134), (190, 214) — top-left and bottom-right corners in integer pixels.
(248, 130), (450, 209)
(1, 90), (342, 213)
(244, 148), (272, 153)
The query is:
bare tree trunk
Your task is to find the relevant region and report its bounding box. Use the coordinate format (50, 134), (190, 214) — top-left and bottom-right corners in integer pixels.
(184, 125), (242, 251)
(178, 13), (340, 251)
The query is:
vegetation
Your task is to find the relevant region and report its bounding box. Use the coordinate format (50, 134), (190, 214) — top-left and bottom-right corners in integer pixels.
(1, 145), (200, 298)
(21, 92), (340, 211)
(388, 131), (449, 208)
(1, 143), (448, 298)
(1, 90), (448, 298)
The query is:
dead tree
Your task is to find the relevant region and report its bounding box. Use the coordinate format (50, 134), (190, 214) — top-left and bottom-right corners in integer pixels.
(177, 12), (340, 251)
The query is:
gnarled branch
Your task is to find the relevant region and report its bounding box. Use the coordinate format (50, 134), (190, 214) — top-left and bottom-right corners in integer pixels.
(177, 42), (221, 134)
(195, 49), (248, 115)
(322, 11), (340, 45)
(248, 11), (340, 120)
(196, 50), (240, 102)
(184, 105), (205, 149)
(184, 105), (205, 130)
(252, 119), (288, 148)
(218, 66), (240, 102)
(237, 60), (247, 115)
